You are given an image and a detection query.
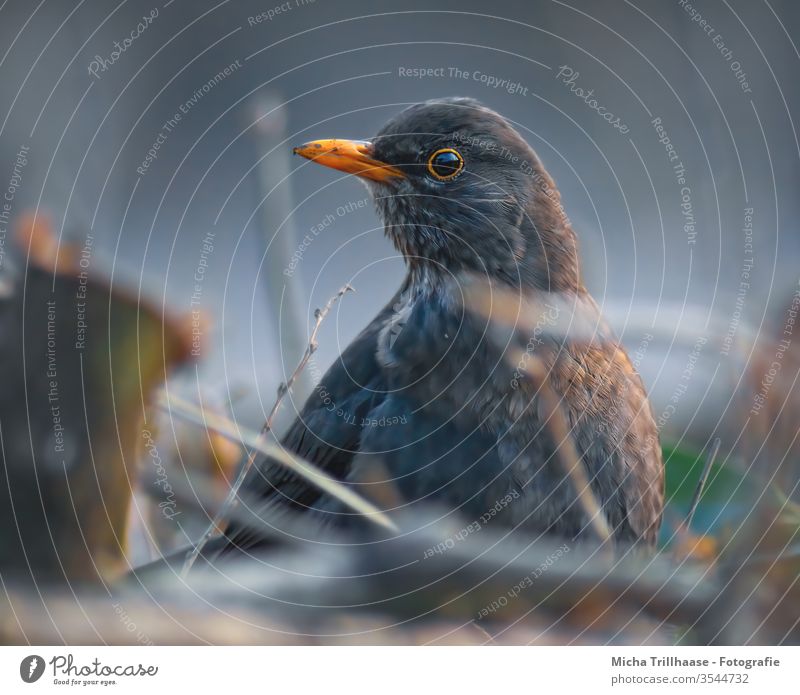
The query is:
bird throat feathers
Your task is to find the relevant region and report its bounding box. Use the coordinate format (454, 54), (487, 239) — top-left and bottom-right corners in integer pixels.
(376, 173), (581, 295)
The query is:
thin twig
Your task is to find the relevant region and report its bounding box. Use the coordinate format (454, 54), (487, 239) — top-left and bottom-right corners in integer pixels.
(265, 283), (354, 434)
(521, 356), (613, 546)
(683, 437), (722, 530)
(179, 284), (357, 575)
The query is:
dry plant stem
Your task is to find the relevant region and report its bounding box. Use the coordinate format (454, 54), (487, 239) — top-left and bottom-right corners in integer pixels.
(684, 437), (722, 530)
(522, 356), (613, 545)
(162, 392), (397, 544)
(180, 284), (356, 576)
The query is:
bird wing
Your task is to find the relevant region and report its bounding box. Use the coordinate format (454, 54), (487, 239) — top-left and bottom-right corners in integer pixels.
(618, 365), (665, 545)
(578, 340), (664, 546)
(220, 301), (395, 553)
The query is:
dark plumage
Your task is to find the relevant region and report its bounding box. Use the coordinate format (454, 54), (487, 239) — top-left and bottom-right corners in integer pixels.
(223, 97), (663, 555)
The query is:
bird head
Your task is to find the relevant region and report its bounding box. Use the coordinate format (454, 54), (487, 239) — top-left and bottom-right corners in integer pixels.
(294, 97), (579, 292)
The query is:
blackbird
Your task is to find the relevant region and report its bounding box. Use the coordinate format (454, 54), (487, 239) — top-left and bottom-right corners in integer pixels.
(223, 97), (663, 554)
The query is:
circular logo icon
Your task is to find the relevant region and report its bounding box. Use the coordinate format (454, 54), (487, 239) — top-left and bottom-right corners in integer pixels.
(20, 655), (45, 683)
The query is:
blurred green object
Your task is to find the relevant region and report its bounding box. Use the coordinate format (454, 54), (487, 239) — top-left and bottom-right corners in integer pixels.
(661, 443), (748, 538)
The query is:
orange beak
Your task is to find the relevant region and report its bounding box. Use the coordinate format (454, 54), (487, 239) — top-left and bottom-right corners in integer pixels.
(293, 139), (404, 183)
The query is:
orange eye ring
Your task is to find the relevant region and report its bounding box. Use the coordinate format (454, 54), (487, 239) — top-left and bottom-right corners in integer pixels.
(427, 148), (464, 180)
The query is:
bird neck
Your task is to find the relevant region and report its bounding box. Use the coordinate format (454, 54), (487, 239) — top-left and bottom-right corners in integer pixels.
(395, 196), (583, 297)
(518, 185), (583, 295)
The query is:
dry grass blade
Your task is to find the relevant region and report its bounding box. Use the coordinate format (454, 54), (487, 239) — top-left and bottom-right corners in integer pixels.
(462, 277), (600, 343)
(684, 437), (722, 530)
(178, 284), (355, 575)
(462, 280), (613, 546)
(518, 355), (613, 545)
(159, 393), (397, 537)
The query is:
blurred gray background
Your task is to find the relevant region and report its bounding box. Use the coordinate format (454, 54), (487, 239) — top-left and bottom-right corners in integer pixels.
(0, 0), (797, 445)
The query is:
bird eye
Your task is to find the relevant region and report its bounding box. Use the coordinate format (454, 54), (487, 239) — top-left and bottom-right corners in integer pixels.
(427, 148), (464, 180)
